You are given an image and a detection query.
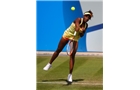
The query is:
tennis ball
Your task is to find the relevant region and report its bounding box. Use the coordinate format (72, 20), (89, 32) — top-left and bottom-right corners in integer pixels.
(71, 6), (75, 11)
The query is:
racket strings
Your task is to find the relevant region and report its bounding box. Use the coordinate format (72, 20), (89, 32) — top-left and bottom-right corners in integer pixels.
(67, 40), (74, 55)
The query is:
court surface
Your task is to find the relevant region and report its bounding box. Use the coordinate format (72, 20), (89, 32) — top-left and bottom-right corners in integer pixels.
(37, 55), (103, 90)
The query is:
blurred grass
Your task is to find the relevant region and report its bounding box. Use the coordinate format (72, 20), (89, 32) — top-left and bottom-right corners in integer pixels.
(37, 56), (103, 90)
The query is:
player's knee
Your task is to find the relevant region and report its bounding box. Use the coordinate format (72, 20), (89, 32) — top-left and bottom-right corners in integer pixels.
(70, 53), (76, 58)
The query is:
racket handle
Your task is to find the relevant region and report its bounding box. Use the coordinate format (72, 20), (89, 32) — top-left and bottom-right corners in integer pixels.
(74, 31), (77, 36)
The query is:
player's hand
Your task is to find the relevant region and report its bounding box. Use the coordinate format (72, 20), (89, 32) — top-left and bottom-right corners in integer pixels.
(79, 27), (85, 33)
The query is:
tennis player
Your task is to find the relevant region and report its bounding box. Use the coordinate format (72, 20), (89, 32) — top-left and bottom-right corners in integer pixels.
(43, 10), (93, 83)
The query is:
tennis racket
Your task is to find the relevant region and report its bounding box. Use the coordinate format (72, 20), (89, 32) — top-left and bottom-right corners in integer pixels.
(67, 31), (77, 56)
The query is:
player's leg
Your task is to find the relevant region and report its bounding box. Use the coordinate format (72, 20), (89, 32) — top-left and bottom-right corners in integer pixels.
(67, 41), (78, 82)
(43, 37), (69, 70)
(49, 37), (69, 64)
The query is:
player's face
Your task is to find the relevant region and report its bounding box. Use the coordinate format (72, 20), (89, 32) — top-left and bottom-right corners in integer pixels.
(83, 15), (91, 22)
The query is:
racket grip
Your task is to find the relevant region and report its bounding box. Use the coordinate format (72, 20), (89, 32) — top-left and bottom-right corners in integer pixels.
(74, 31), (77, 36)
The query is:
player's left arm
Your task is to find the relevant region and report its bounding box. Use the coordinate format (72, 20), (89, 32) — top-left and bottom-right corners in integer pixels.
(79, 23), (88, 37)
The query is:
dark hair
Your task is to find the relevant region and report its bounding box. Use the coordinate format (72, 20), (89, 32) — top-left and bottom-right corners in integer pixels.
(88, 10), (93, 16)
(84, 10), (93, 18)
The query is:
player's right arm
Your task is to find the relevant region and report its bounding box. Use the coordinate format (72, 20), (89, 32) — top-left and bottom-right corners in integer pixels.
(74, 18), (81, 31)
(79, 23), (88, 37)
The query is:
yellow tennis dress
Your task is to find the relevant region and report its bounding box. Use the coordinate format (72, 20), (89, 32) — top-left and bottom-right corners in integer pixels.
(63, 18), (86, 41)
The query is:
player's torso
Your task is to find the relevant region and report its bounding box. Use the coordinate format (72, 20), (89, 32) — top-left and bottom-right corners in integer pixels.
(66, 18), (86, 33)
(63, 18), (86, 41)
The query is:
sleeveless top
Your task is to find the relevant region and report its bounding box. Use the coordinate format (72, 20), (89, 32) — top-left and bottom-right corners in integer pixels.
(63, 18), (87, 41)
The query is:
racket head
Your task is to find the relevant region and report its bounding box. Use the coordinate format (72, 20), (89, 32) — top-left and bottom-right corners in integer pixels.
(67, 40), (74, 56)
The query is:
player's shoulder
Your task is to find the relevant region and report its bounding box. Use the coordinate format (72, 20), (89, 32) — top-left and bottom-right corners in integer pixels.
(86, 22), (88, 26)
(85, 23), (88, 28)
(74, 17), (81, 23)
(75, 17), (81, 21)
(76, 17), (81, 19)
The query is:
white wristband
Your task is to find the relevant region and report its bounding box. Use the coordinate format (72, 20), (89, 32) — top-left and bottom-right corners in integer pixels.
(74, 31), (77, 36)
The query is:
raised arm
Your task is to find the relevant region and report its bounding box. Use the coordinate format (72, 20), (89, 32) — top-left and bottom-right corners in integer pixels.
(74, 18), (81, 31)
(79, 23), (88, 37)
